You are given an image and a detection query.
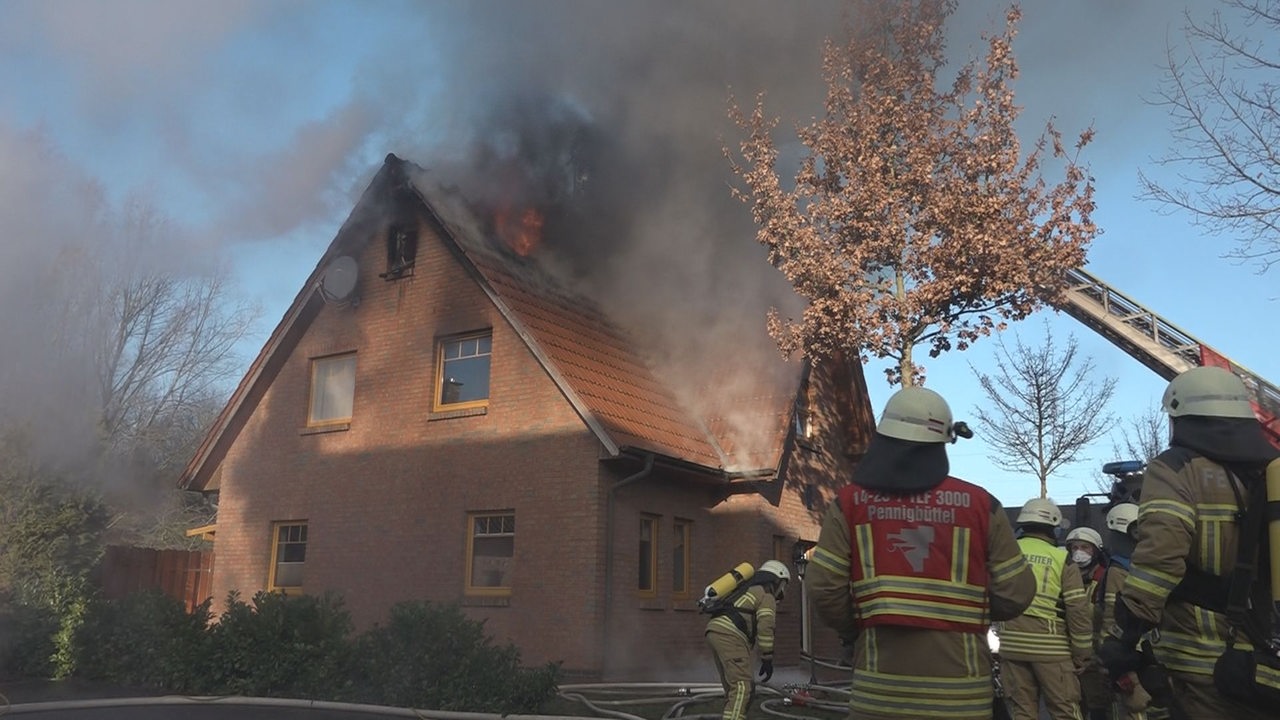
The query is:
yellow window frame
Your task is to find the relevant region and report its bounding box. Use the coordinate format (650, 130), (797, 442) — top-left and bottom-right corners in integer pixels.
(307, 352), (356, 426)
(268, 520), (308, 595)
(434, 332), (492, 411)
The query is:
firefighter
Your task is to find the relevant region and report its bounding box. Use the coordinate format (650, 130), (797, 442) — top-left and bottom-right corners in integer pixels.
(997, 497), (1092, 720)
(1064, 526), (1109, 720)
(805, 386), (1036, 720)
(1099, 503), (1154, 720)
(1099, 366), (1279, 720)
(705, 559), (789, 720)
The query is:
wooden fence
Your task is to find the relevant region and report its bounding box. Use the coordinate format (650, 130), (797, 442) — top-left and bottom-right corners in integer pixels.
(99, 545), (215, 613)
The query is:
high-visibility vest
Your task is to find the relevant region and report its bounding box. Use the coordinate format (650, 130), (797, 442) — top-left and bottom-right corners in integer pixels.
(839, 476), (992, 634)
(1017, 536), (1067, 621)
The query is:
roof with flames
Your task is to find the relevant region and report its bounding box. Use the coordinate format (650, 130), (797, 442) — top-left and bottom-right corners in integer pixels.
(179, 154), (803, 490)
(408, 158), (795, 471)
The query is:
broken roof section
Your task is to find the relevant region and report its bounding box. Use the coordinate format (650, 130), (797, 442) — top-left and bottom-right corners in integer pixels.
(181, 153), (802, 490)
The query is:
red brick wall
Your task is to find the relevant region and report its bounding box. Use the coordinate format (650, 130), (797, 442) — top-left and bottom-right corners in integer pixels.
(208, 210), (873, 679)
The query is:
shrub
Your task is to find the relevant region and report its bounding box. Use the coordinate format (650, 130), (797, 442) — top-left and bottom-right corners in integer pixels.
(347, 601), (560, 713)
(198, 590), (355, 699)
(0, 599), (58, 680)
(73, 591), (212, 691)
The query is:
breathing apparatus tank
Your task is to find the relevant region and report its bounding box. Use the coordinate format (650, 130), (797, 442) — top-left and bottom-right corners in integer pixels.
(699, 562), (754, 610)
(1269, 459), (1280, 609)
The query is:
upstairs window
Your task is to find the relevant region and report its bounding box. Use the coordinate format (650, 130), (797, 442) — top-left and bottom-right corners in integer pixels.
(466, 512), (514, 595)
(269, 521), (308, 594)
(309, 353), (356, 425)
(436, 332), (491, 409)
(381, 224), (418, 280)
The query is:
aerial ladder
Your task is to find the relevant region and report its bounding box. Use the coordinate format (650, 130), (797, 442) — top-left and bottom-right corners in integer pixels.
(1059, 266), (1280, 449)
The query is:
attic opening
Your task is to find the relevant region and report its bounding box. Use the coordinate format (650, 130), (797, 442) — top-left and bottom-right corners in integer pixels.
(380, 223), (418, 280)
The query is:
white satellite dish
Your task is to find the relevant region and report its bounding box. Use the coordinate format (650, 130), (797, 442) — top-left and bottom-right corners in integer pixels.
(320, 255), (359, 302)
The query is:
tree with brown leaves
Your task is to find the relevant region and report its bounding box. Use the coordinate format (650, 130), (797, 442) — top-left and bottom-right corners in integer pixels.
(727, 0), (1097, 385)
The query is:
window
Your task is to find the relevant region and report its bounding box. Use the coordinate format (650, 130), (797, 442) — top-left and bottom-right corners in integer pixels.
(436, 332), (492, 409)
(269, 522), (307, 594)
(309, 353), (356, 425)
(381, 224), (418, 280)
(639, 514), (658, 595)
(466, 512), (514, 595)
(773, 535), (790, 566)
(672, 519), (691, 596)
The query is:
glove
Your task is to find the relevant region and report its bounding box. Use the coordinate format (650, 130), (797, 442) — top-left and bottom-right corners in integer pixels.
(758, 657), (774, 682)
(1098, 636), (1144, 680)
(1136, 648), (1173, 708)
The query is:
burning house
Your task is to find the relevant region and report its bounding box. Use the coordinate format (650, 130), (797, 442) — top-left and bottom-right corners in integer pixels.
(178, 148), (876, 679)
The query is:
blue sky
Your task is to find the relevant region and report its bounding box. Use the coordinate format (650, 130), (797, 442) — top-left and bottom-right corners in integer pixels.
(2, 0), (1274, 510)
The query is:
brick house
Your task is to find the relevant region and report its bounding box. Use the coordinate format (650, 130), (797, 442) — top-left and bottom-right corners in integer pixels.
(179, 153), (876, 679)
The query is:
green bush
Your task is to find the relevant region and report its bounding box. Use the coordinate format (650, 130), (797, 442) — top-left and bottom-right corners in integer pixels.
(0, 599), (58, 680)
(198, 590), (356, 699)
(73, 591), (212, 691)
(347, 601), (560, 713)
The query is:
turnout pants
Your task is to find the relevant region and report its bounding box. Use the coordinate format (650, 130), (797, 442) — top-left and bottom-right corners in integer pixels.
(1163, 672), (1274, 720)
(1001, 657), (1082, 720)
(706, 628), (754, 720)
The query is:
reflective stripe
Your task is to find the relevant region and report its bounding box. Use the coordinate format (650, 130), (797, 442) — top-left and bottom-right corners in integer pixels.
(853, 576), (987, 603)
(998, 629), (1070, 656)
(811, 546), (849, 575)
(990, 553), (1026, 583)
(952, 527), (970, 583)
(1125, 566), (1180, 600)
(857, 596), (989, 626)
(1257, 660), (1280, 691)
(855, 523), (875, 579)
(1140, 499), (1195, 529)
(852, 576), (989, 631)
(1195, 503), (1237, 520)
(1153, 629), (1234, 676)
(850, 668), (992, 718)
(722, 679), (750, 720)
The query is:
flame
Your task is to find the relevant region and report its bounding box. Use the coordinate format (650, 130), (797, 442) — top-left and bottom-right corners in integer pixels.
(495, 205), (544, 257)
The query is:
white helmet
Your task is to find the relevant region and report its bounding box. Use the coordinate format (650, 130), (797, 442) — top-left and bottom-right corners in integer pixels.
(1162, 366), (1255, 419)
(877, 387), (954, 443)
(1106, 503), (1139, 535)
(759, 560), (791, 583)
(1016, 498), (1063, 527)
(1065, 527), (1104, 550)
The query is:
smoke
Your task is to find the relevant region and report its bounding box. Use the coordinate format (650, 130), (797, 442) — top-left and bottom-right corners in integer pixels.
(394, 2), (854, 438)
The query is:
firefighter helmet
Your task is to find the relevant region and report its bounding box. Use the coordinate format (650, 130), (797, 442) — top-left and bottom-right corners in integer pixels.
(1162, 366), (1255, 419)
(1065, 526), (1104, 550)
(1016, 498), (1063, 527)
(758, 560), (791, 583)
(877, 387), (954, 443)
(1106, 503), (1139, 535)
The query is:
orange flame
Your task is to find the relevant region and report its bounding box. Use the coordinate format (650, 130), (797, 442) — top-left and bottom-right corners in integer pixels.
(495, 205), (544, 256)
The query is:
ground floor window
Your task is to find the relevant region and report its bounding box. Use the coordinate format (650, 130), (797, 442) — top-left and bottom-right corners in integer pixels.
(466, 511), (514, 595)
(269, 521), (308, 594)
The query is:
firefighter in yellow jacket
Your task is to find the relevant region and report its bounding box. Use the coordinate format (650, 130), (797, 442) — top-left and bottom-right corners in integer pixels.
(806, 387), (1036, 720)
(997, 498), (1092, 720)
(1099, 366), (1280, 720)
(705, 559), (789, 720)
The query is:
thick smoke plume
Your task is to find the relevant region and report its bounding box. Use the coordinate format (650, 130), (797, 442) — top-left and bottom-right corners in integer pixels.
(404, 2), (853, 444)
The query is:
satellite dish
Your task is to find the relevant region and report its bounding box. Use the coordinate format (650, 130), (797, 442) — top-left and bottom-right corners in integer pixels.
(320, 255), (359, 302)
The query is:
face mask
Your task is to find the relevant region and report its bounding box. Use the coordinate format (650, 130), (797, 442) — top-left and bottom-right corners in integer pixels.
(1071, 549), (1094, 567)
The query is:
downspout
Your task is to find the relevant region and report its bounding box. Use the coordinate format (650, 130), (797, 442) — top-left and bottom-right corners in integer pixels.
(601, 452), (654, 678)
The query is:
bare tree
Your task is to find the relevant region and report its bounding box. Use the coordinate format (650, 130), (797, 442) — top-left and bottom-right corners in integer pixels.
(971, 325), (1117, 499)
(727, 0), (1097, 385)
(1111, 403), (1169, 463)
(1141, 0), (1280, 272)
